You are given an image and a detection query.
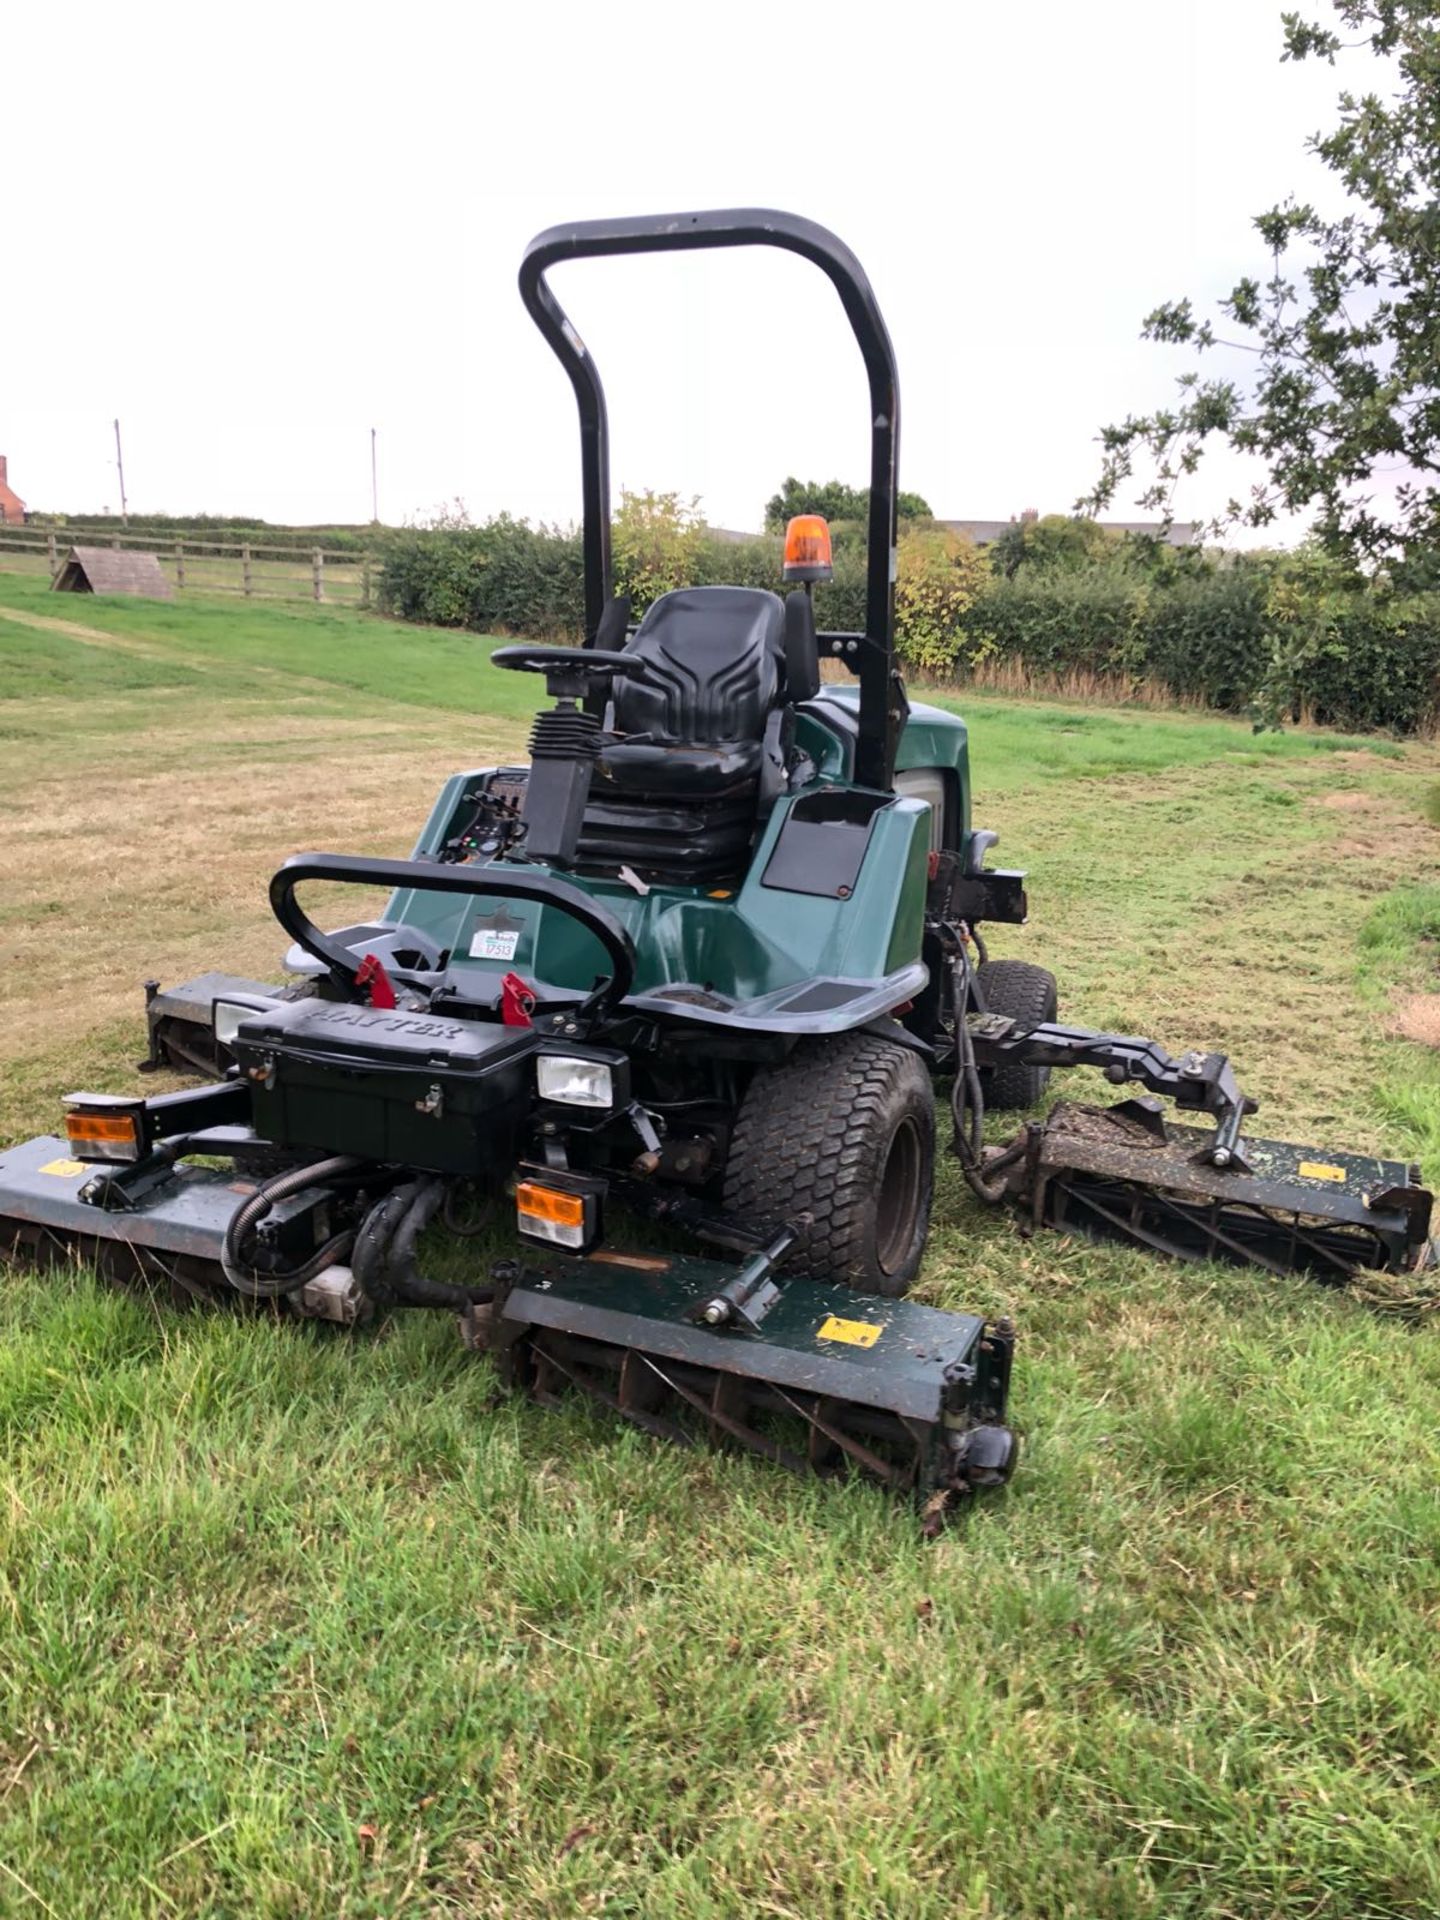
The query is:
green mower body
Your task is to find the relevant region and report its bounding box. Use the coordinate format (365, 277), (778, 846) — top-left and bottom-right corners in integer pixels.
(380, 690), (972, 1031)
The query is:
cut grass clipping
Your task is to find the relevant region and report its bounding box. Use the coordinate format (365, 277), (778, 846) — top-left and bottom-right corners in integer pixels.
(0, 570), (1439, 1917)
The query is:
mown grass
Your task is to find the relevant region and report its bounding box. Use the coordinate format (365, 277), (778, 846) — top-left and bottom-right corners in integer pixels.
(0, 573), (1439, 1916)
(0, 571), (540, 726)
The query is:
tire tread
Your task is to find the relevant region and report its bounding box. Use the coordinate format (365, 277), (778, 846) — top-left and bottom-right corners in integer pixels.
(723, 1032), (933, 1295)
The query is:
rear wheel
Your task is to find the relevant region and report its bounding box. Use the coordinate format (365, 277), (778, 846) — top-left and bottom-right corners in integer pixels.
(722, 1032), (935, 1297)
(976, 958), (1058, 1110)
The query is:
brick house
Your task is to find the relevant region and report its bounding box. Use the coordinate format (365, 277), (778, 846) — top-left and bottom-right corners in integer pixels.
(0, 456), (26, 525)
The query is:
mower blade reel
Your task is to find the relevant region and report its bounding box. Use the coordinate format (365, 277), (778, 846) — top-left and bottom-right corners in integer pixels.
(1013, 1101), (1435, 1285)
(483, 1251), (1017, 1517)
(0, 1134), (321, 1305)
(142, 971), (284, 1077)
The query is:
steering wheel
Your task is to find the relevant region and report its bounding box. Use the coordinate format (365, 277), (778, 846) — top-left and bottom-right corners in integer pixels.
(491, 644), (647, 691)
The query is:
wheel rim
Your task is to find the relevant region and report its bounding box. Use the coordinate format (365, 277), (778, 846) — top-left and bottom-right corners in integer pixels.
(875, 1116), (923, 1277)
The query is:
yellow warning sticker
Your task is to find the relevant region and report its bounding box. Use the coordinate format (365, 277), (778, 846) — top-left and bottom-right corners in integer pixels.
(817, 1314), (883, 1349)
(38, 1158), (86, 1178)
(1298, 1161), (1347, 1184)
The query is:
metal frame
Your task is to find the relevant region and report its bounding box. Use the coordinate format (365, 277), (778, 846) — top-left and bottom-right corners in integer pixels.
(270, 852), (637, 1010)
(519, 208), (903, 791)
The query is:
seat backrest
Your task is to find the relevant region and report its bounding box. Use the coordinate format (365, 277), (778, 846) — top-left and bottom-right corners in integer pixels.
(614, 586), (785, 744)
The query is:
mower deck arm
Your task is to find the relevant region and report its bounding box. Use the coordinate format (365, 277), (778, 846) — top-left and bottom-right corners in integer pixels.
(967, 1015), (1257, 1167)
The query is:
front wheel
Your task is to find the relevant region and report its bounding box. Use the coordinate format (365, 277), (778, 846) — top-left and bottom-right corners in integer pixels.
(976, 958), (1058, 1110)
(722, 1033), (935, 1297)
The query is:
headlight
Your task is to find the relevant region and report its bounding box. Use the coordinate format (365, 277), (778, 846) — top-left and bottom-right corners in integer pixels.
(212, 997), (271, 1051)
(536, 1054), (615, 1108)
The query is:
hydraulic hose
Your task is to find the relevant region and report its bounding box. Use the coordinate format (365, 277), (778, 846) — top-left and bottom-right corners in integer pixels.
(386, 1176), (495, 1310)
(351, 1177), (496, 1311)
(948, 949), (1020, 1207)
(220, 1154), (364, 1298)
(351, 1182), (421, 1301)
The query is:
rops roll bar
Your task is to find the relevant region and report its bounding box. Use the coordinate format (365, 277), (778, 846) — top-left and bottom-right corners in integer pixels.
(519, 208), (904, 791)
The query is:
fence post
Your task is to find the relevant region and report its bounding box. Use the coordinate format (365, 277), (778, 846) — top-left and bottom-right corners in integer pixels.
(47, 532), (57, 578)
(242, 543), (252, 597)
(361, 553), (371, 610)
(175, 540), (186, 591)
(112, 533), (121, 552)
(312, 547), (324, 603)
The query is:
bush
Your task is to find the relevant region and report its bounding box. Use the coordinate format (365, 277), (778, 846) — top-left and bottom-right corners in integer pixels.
(961, 557), (1440, 733)
(895, 529), (988, 673)
(964, 568), (1155, 684)
(378, 517), (584, 635)
(612, 492), (704, 614)
(1257, 579), (1440, 732)
(377, 510), (1440, 735)
(33, 513), (377, 555)
(763, 477), (932, 531)
(988, 513), (1121, 579)
(1145, 566), (1270, 706)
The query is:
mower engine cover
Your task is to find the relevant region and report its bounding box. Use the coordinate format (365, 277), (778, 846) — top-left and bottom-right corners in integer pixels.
(231, 1000), (541, 1174)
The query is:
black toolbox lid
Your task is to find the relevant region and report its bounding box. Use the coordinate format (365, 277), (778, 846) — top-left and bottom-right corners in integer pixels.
(236, 1000), (540, 1074)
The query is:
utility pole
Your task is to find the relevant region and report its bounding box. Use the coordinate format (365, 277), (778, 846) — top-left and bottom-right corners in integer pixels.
(113, 419), (128, 525)
(370, 427), (378, 524)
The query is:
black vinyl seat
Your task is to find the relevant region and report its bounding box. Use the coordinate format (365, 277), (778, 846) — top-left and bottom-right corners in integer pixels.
(599, 738), (765, 798)
(577, 585), (817, 881)
(596, 587), (784, 796)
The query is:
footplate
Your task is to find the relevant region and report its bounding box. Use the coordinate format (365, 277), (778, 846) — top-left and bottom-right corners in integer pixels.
(1011, 1100), (1436, 1286)
(482, 1252), (1017, 1522)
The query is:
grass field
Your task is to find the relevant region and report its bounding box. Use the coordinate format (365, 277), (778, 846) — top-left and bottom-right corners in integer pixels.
(1, 570), (1439, 1918)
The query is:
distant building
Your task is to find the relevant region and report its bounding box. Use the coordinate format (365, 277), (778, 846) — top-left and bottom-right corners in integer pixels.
(0, 456), (25, 526)
(708, 514), (1200, 548)
(941, 514), (1199, 548)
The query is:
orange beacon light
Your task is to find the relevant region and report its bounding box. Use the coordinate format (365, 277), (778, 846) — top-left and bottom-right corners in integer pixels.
(782, 514), (834, 584)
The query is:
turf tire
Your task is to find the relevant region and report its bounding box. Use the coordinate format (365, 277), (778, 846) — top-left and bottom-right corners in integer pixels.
(722, 1032), (934, 1297)
(976, 958), (1058, 1110)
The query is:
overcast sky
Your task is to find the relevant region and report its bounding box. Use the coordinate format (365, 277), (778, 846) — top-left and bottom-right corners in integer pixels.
(5, 1), (1359, 538)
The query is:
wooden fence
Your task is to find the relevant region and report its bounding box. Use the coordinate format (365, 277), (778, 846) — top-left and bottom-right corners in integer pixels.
(0, 525), (378, 608)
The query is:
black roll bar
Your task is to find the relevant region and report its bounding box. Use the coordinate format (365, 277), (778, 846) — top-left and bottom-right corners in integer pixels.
(270, 853), (638, 1012)
(519, 208), (903, 791)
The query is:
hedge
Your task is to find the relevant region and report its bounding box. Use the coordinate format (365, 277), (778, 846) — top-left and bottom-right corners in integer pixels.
(377, 523), (1440, 735)
(29, 514), (377, 556)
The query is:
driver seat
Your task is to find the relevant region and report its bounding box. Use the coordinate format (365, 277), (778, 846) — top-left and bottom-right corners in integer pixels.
(576, 585), (817, 881)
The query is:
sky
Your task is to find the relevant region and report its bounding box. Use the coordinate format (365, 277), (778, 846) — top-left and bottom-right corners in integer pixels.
(3, 1), (1365, 539)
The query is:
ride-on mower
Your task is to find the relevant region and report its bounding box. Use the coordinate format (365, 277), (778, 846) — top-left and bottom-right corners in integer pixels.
(2, 210), (1434, 1527)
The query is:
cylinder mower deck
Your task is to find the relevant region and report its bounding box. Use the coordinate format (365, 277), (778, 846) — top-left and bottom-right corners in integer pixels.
(483, 1253), (1015, 1521)
(0, 1133), (1017, 1526)
(1006, 1100), (1435, 1291)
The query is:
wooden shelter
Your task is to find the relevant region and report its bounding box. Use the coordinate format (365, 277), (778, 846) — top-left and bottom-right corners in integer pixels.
(52, 546), (174, 599)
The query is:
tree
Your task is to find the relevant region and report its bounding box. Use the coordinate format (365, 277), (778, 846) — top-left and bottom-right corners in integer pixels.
(763, 476), (933, 532)
(894, 527), (988, 673)
(898, 487), (937, 523)
(1083, 3), (1440, 585)
(611, 489), (704, 612)
(989, 512), (1120, 579)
